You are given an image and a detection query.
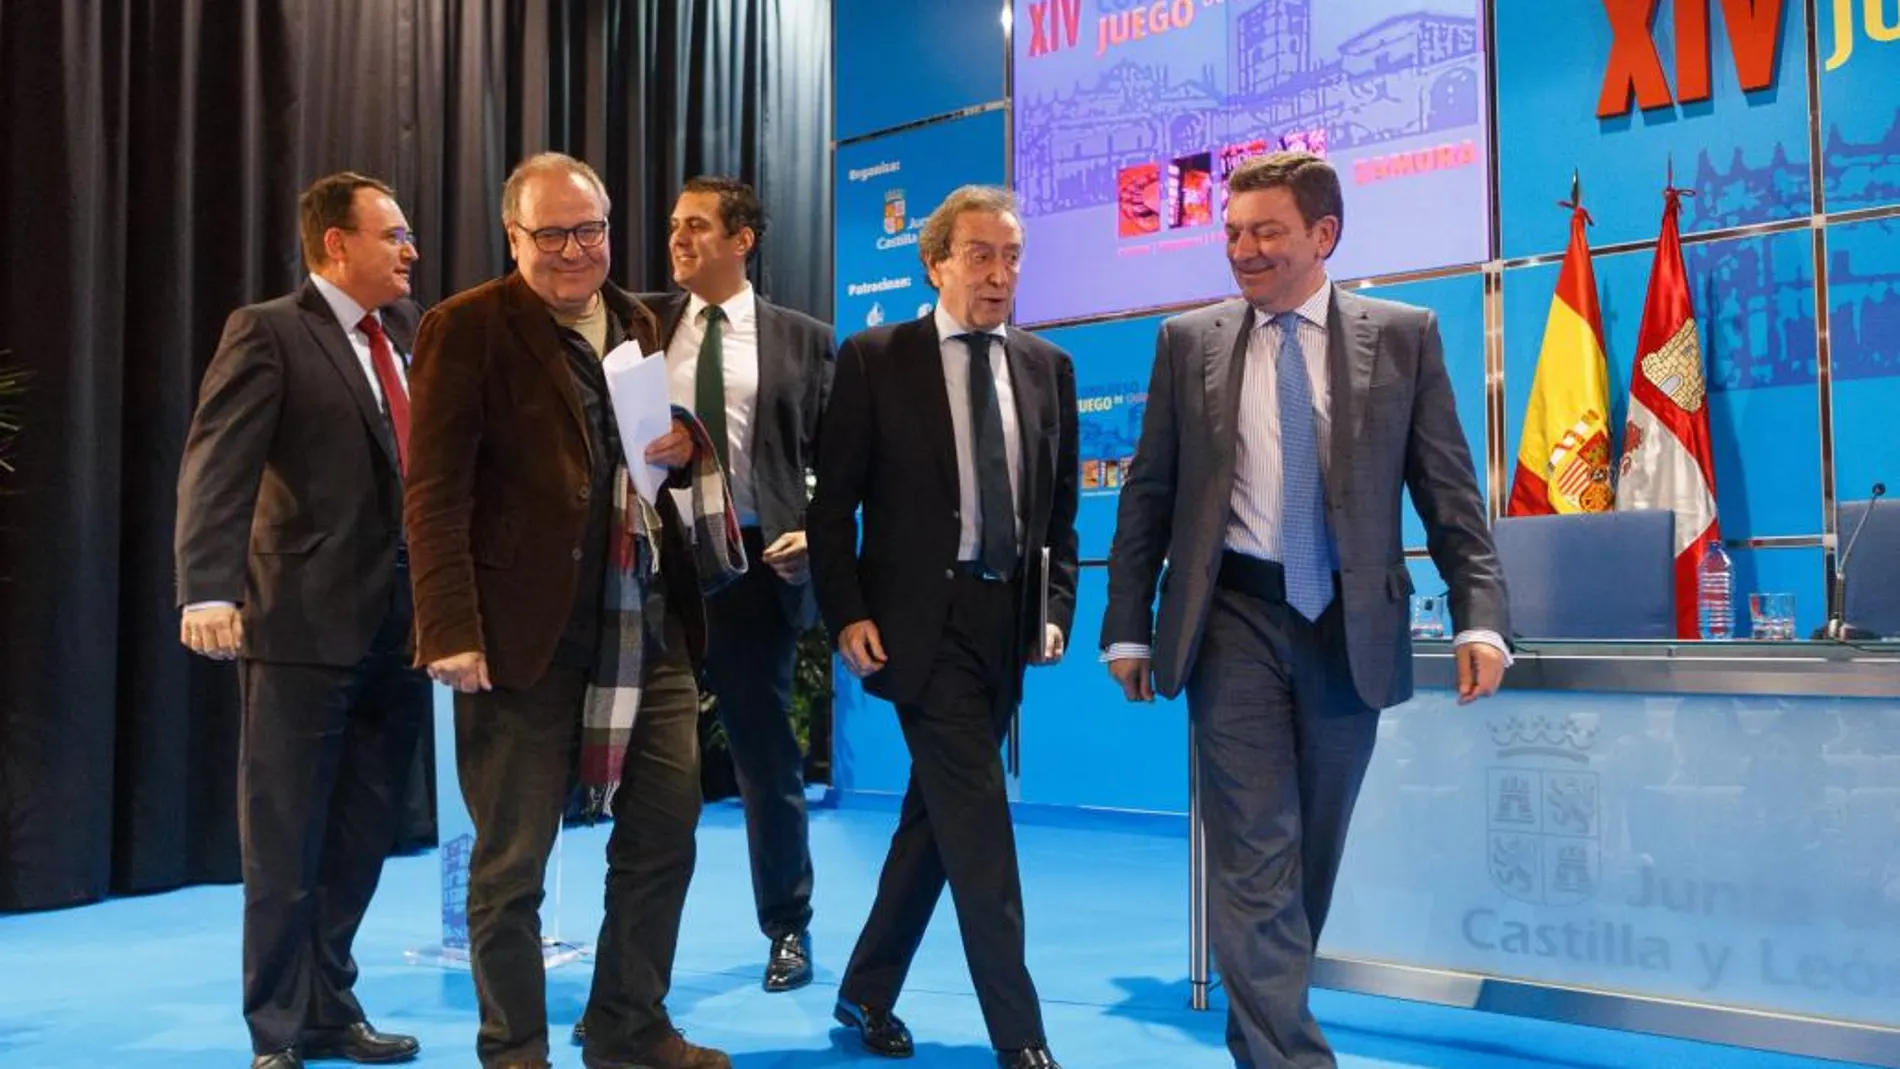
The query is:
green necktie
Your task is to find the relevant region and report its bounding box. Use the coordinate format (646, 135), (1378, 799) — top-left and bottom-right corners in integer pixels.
(695, 304), (728, 471)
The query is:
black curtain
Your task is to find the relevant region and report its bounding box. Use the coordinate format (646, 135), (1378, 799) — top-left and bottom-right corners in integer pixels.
(0, 0), (832, 913)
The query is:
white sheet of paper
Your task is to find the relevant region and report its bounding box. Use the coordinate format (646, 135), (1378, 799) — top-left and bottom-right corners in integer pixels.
(601, 341), (673, 504)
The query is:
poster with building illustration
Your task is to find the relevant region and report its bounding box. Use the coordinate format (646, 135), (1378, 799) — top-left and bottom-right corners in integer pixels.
(1013, 0), (1491, 325)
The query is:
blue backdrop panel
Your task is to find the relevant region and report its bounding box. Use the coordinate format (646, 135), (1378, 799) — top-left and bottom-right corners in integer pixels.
(832, 568), (1192, 815)
(1018, 567), (1189, 813)
(1818, 0), (1900, 212)
(1357, 273), (1489, 552)
(1407, 555), (1447, 606)
(1011, 0), (1491, 325)
(834, 110), (1009, 342)
(834, 0), (1005, 142)
(1730, 546), (1825, 638)
(1495, 0), (1812, 258)
(1503, 229), (1821, 542)
(1033, 313), (1168, 562)
(829, 663), (910, 797)
(1824, 215), (1900, 508)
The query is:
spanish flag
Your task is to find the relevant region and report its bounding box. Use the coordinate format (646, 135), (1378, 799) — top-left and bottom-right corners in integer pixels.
(1507, 180), (1615, 516)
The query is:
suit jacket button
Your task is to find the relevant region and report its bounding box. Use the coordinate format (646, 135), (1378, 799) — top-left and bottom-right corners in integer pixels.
(572, 548), (584, 562)
(945, 568), (955, 580)
(578, 485), (591, 501)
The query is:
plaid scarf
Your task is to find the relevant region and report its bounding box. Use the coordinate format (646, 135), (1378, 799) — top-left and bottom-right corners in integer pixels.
(575, 404), (745, 822)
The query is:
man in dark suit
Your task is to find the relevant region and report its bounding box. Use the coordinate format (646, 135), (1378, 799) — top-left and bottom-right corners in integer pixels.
(650, 176), (833, 992)
(175, 171), (427, 1069)
(808, 185), (1078, 1069)
(404, 153), (729, 1069)
(1100, 151), (1512, 1069)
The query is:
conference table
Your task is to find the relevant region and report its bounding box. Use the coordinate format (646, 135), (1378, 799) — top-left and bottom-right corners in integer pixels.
(1185, 638), (1900, 1066)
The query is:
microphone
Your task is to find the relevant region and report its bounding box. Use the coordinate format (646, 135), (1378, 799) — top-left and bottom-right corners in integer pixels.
(1815, 482), (1887, 641)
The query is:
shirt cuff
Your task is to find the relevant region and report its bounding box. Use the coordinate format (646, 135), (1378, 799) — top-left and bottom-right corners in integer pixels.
(1100, 642), (1152, 663)
(183, 601), (238, 613)
(1453, 628), (1513, 667)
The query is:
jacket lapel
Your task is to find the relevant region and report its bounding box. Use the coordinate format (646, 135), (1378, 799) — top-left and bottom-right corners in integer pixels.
(904, 317), (960, 500)
(296, 280), (400, 474)
(1004, 336), (1047, 529)
(501, 272), (591, 451)
(1326, 287), (1379, 495)
(1204, 298), (1254, 491)
(753, 298), (785, 461)
(382, 300), (421, 356)
(655, 290), (691, 350)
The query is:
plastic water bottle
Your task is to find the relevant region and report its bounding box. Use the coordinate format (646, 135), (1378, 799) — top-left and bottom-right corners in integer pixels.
(1697, 540), (1733, 640)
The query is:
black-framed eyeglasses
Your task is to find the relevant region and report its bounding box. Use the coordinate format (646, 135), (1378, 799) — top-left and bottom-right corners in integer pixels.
(343, 226), (418, 247)
(514, 220), (610, 254)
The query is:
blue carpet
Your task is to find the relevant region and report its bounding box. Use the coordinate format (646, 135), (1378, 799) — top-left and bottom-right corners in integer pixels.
(0, 800), (1878, 1068)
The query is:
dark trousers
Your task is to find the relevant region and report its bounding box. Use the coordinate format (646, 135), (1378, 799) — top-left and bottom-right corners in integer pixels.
(239, 579), (428, 1055)
(840, 573), (1044, 1051)
(1187, 563), (1379, 1069)
(454, 612), (702, 1069)
(704, 525), (813, 939)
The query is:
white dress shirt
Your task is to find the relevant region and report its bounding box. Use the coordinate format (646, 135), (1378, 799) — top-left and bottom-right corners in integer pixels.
(934, 303), (1024, 559)
(666, 284), (761, 527)
(1226, 282), (1335, 560)
(311, 273), (406, 408)
(1105, 279), (1509, 666)
(185, 276), (404, 614)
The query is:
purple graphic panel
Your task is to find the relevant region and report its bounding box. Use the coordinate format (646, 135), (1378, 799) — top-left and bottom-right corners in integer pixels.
(1012, 0), (1491, 325)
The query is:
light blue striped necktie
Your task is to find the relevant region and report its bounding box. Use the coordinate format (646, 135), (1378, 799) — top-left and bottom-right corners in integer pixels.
(1274, 312), (1334, 620)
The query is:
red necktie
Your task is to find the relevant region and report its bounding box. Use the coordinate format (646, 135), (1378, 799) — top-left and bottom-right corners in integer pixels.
(357, 314), (409, 475)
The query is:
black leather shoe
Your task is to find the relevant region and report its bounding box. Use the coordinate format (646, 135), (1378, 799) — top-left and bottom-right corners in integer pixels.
(832, 997), (913, 1058)
(764, 930), (813, 992)
(300, 1022), (419, 1063)
(571, 1017), (587, 1046)
(996, 1048), (1061, 1069)
(253, 1051), (302, 1069)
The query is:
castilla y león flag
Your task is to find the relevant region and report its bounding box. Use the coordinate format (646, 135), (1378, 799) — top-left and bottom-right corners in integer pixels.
(1615, 184), (1719, 638)
(1508, 186), (1614, 516)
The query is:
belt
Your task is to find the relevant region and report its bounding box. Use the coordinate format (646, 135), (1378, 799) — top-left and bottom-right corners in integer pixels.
(1215, 550), (1286, 603)
(955, 559), (1019, 583)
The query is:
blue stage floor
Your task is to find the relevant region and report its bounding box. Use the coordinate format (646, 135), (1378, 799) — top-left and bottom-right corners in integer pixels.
(0, 800), (1880, 1068)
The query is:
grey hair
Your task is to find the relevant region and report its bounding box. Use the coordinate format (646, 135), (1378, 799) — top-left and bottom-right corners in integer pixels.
(500, 152), (612, 226)
(918, 185), (1021, 270)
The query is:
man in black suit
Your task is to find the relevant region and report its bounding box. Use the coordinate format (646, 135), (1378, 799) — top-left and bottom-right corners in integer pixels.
(808, 185), (1078, 1069)
(649, 176), (833, 992)
(176, 172), (428, 1069)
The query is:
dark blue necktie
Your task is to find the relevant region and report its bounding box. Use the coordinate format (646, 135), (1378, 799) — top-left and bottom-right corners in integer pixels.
(1274, 312), (1333, 620)
(964, 332), (1016, 577)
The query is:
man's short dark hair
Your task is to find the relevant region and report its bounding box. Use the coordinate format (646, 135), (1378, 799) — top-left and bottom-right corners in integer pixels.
(1227, 151), (1344, 249)
(681, 175), (767, 254)
(299, 172), (395, 272)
